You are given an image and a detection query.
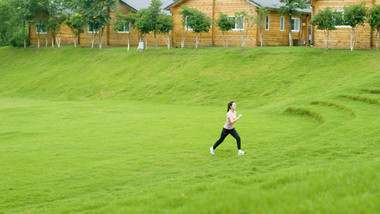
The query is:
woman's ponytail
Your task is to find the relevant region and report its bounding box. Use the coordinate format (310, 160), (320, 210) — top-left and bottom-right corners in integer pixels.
(227, 101), (235, 112)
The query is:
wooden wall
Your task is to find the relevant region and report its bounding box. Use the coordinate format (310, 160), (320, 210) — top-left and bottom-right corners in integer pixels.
(29, 2), (170, 47)
(169, 0), (311, 47)
(213, 0), (258, 47)
(170, 0), (214, 47)
(259, 11), (311, 46)
(312, 0), (379, 49)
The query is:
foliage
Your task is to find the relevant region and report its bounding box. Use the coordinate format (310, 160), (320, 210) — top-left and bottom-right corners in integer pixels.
(367, 4), (380, 31)
(215, 13), (234, 32)
(367, 5), (380, 50)
(215, 13), (234, 48)
(157, 13), (174, 35)
(343, 2), (367, 28)
(309, 7), (337, 31)
(64, 13), (85, 36)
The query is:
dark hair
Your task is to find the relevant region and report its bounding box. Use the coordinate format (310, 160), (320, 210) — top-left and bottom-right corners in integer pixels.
(227, 101), (235, 112)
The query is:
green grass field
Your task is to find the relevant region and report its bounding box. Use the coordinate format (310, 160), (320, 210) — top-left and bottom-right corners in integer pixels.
(0, 46), (379, 213)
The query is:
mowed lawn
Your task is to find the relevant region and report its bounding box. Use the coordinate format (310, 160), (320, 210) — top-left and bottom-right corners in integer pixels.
(0, 46), (379, 213)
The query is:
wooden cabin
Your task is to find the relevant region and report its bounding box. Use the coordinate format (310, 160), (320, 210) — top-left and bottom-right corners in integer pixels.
(29, 0), (173, 47)
(308, 0), (380, 49)
(164, 0), (312, 47)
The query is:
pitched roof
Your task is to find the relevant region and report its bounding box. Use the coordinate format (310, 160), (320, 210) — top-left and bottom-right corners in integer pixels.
(165, 0), (311, 13)
(120, 0), (174, 13)
(249, 0), (311, 13)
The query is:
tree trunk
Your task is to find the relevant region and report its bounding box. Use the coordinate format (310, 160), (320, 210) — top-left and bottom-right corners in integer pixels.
(154, 32), (158, 51)
(288, 14), (293, 46)
(240, 29), (244, 47)
(222, 31), (225, 48)
(52, 34), (55, 48)
(23, 21), (26, 50)
(74, 36), (77, 48)
(376, 31), (379, 51)
(145, 37), (148, 50)
(325, 30), (329, 51)
(127, 32), (130, 52)
(91, 33), (95, 48)
(181, 28), (187, 48)
(260, 27), (263, 48)
(98, 28), (104, 49)
(195, 33), (199, 50)
(226, 31), (229, 48)
(350, 28), (354, 52)
(37, 33), (40, 49)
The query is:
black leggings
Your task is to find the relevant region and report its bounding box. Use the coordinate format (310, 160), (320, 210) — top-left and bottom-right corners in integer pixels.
(213, 128), (241, 150)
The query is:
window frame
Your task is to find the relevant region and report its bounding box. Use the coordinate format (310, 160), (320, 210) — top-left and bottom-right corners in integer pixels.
(265, 15), (270, 30)
(185, 16), (193, 31)
(228, 15), (244, 31)
(333, 10), (351, 28)
(88, 24), (100, 33)
(280, 16), (285, 31)
(117, 21), (130, 33)
(35, 23), (47, 34)
(291, 18), (300, 32)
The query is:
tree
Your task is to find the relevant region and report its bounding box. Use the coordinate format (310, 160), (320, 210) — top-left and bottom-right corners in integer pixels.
(235, 10), (255, 48)
(309, 7), (337, 51)
(367, 5), (380, 50)
(134, 8), (153, 50)
(343, 2), (367, 52)
(255, 7), (270, 48)
(112, 12), (137, 51)
(79, 0), (116, 48)
(10, 0), (37, 49)
(187, 9), (211, 50)
(45, 0), (66, 48)
(279, 0), (308, 46)
(215, 13), (234, 48)
(148, 0), (163, 51)
(179, 6), (197, 49)
(157, 13), (174, 50)
(64, 13), (85, 48)
(0, 0), (11, 46)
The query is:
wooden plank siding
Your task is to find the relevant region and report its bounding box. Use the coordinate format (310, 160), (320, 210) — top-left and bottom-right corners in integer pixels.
(169, 0), (311, 47)
(312, 0), (379, 49)
(29, 2), (170, 47)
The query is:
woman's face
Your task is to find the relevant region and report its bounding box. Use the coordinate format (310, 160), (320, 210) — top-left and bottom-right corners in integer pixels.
(230, 103), (236, 111)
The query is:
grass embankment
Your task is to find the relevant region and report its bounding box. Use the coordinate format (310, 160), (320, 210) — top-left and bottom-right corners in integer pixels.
(0, 46), (379, 213)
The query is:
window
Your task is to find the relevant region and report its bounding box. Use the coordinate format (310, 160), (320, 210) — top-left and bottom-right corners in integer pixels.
(88, 24), (99, 33)
(185, 16), (193, 31)
(265, 15), (270, 30)
(291, 18), (300, 31)
(280, 17), (284, 31)
(118, 22), (130, 33)
(36, 23), (47, 34)
(333, 11), (350, 27)
(228, 16), (244, 30)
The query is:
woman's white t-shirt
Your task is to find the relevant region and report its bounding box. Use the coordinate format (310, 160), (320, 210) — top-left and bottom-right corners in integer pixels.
(223, 110), (236, 130)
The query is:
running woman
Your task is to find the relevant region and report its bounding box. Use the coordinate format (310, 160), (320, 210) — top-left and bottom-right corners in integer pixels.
(210, 101), (246, 155)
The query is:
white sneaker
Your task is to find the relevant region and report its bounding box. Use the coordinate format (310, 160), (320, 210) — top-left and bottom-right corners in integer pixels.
(238, 150), (246, 155)
(210, 146), (215, 155)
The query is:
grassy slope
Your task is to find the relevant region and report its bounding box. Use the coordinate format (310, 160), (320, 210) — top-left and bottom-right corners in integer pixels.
(0, 46), (379, 213)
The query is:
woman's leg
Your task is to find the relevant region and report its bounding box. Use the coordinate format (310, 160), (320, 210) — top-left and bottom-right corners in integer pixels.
(213, 128), (230, 149)
(230, 129), (241, 150)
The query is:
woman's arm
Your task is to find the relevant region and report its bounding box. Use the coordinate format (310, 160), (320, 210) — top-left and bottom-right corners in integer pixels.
(229, 114), (242, 124)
